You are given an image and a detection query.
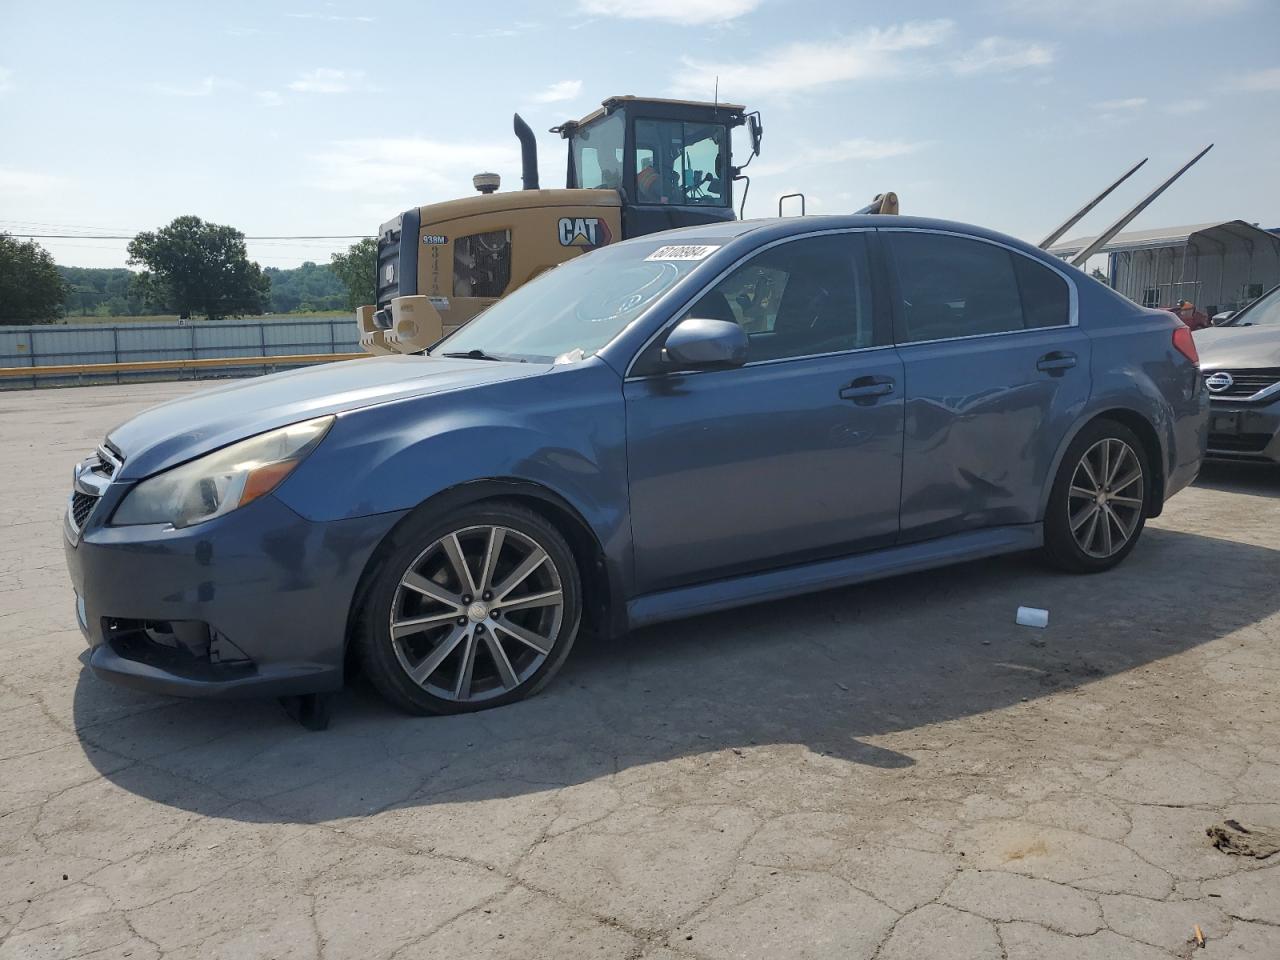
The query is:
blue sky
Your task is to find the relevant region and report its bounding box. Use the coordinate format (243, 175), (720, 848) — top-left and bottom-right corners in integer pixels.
(1, 0), (1277, 270)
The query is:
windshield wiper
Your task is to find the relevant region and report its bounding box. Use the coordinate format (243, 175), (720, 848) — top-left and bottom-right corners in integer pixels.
(439, 349), (508, 362)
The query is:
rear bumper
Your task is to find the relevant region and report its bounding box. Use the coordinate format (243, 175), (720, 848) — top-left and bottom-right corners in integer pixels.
(1205, 397), (1280, 464)
(1162, 377), (1211, 503)
(64, 492), (404, 700)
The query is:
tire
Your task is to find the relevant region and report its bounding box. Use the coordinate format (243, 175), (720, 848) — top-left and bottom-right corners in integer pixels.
(1042, 418), (1151, 574)
(356, 500), (582, 715)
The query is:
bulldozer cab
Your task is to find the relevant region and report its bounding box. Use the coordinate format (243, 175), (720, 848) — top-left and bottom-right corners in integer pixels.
(555, 96), (759, 236)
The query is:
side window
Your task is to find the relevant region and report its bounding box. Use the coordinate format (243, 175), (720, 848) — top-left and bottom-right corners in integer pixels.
(573, 113), (624, 190)
(634, 119), (728, 207)
(454, 230), (511, 298)
(889, 233), (1025, 343)
(1013, 254), (1070, 328)
(680, 234), (873, 363)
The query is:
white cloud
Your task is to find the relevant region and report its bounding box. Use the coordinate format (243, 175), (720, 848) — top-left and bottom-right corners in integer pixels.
(531, 80), (583, 104)
(453, 20), (540, 39)
(286, 12), (375, 22)
(288, 68), (368, 94)
(0, 67), (13, 94)
(1094, 97), (1147, 111)
(950, 36), (1054, 75)
(672, 20), (954, 98)
(0, 167), (64, 196)
(999, 0), (1248, 24)
(578, 0), (760, 24)
(752, 138), (927, 177)
(1226, 66), (1280, 91)
(1163, 97), (1209, 114)
(256, 90), (285, 107)
(153, 76), (236, 97)
(308, 137), (521, 194)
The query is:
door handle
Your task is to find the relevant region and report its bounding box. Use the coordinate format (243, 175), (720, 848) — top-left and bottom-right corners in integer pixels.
(1036, 351), (1077, 372)
(840, 377), (895, 403)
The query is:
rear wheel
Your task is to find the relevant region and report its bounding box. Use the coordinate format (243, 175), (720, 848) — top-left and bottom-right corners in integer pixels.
(1043, 419), (1150, 573)
(357, 501), (582, 714)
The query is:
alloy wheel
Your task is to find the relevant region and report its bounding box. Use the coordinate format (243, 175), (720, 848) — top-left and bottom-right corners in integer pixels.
(1067, 438), (1145, 559)
(389, 524), (564, 704)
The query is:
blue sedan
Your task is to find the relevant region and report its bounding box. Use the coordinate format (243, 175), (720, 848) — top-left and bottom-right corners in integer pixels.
(63, 215), (1209, 714)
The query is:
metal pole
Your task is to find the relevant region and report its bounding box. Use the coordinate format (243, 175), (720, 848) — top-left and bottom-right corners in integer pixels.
(1038, 157), (1148, 250)
(1070, 145), (1214, 268)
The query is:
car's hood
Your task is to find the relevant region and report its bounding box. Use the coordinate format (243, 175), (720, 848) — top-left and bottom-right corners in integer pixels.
(1195, 324), (1280, 370)
(108, 355), (549, 480)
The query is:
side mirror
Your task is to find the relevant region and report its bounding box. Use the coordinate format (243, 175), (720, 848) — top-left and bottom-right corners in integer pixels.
(1211, 311), (1235, 326)
(747, 114), (763, 157)
(664, 317), (748, 370)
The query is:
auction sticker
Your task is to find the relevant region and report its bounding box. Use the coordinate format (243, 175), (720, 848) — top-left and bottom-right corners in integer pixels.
(645, 244), (720, 261)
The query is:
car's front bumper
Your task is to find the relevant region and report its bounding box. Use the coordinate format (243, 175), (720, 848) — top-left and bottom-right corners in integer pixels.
(64, 490), (404, 699)
(1206, 397), (1280, 464)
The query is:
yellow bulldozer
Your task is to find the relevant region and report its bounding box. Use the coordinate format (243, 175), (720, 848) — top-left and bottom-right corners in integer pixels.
(357, 95), (766, 354)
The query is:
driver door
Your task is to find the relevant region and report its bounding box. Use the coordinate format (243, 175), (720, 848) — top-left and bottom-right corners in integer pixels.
(623, 232), (905, 594)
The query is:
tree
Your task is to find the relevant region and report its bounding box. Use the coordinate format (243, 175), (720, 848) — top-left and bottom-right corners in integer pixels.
(330, 238), (377, 311)
(0, 233), (68, 323)
(127, 216), (270, 321)
(1090, 268), (1110, 288)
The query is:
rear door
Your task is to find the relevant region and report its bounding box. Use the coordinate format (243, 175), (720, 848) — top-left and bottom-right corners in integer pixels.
(883, 229), (1090, 542)
(624, 231), (904, 594)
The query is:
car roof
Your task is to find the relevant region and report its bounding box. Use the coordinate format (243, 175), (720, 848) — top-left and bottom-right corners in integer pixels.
(642, 215), (1060, 263)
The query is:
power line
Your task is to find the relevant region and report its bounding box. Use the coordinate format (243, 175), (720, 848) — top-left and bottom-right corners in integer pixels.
(8, 233), (375, 240)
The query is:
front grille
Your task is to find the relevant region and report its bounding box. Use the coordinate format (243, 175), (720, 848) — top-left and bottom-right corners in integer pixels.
(68, 444), (122, 536)
(1208, 432), (1273, 453)
(71, 491), (98, 529)
(95, 448), (118, 478)
(1203, 367), (1280, 400)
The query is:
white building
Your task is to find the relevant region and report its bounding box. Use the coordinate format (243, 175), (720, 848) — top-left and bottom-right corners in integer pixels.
(1049, 220), (1280, 316)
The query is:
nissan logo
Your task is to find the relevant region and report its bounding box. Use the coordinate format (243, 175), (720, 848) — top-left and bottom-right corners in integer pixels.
(1205, 371), (1234, 393)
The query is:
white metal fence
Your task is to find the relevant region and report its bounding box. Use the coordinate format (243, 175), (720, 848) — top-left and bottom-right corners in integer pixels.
(0, 316), (359, 389)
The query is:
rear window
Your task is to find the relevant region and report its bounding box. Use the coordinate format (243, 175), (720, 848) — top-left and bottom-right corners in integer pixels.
(888, 232), (1070, 343)
(1013, 254), (1070, 329)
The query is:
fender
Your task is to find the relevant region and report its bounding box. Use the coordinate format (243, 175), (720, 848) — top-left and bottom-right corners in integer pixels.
(274, 357), (633, 621)
(1038, 394), (1172, 522)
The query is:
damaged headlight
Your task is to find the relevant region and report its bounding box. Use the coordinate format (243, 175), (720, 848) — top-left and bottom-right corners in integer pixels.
(112, 416), (333, 529)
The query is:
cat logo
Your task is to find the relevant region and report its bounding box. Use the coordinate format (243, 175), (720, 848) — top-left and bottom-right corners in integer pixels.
(557, 217), (612, 249)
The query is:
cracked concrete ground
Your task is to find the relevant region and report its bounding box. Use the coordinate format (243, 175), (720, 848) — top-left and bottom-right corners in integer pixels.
(2, 380), (1279, 959)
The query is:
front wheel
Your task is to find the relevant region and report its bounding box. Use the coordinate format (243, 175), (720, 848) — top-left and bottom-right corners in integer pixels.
(357, 501), (582, 715)
(1042, 419), (1151, 574)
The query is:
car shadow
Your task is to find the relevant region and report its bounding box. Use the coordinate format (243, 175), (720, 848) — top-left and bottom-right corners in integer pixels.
(1195, 459), (1280, 498)
(72, 525), (1280, 823)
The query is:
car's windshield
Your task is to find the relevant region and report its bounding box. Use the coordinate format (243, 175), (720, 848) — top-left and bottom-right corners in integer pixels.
(1227, 285), (1280, 327)
(431, 238), (722, 362)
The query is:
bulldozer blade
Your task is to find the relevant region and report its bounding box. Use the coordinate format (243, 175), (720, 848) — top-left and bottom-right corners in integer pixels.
(1069, 145), (1213, 268)
(1038, 158), (1147, 250)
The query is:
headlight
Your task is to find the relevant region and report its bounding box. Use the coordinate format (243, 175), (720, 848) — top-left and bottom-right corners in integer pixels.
(112, 416), (334, 528)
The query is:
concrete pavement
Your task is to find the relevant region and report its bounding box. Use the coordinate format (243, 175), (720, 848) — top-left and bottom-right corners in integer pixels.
(1, 381), (1278, 959)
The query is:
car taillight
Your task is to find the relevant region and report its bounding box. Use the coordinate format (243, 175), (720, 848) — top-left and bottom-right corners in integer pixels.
(1172, 326), (1199, 367)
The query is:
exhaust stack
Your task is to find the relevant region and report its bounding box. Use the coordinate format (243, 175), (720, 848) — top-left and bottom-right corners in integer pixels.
(513, 113), (540, 190)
